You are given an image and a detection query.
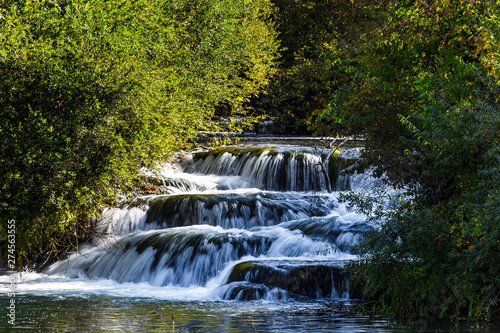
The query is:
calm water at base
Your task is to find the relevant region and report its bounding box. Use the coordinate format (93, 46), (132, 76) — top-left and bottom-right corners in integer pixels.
(1, 296), (495, 332)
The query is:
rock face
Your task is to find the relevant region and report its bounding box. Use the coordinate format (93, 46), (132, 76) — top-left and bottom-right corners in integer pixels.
(221, 260), (352, 300)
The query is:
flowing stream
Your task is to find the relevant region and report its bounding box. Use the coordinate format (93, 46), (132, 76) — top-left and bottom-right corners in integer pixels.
(45, 143), (373, 300)
(1, 139), (490, 332)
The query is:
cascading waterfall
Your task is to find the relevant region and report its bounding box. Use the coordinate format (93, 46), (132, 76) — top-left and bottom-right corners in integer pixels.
(43, 144), (379, 301)
(190, 146), (336, 192)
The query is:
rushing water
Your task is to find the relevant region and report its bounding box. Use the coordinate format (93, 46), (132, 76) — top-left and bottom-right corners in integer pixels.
(1, 140), (496, 332)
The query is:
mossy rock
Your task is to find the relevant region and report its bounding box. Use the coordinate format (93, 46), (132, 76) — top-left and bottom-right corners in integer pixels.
(225, 260), (351, 299)
(143, 192), (330, 229)
(193, 146), (276, 161)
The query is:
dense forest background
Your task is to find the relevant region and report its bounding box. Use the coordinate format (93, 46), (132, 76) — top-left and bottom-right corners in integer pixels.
(1, 0), (500, 323)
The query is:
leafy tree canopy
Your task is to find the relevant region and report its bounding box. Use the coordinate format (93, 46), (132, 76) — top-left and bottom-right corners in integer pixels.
(306, 0), (500, 322)
(0, 0), (277, 264)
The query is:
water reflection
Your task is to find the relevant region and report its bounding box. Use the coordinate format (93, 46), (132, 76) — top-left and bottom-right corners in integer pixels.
(1, 296), (496, 332)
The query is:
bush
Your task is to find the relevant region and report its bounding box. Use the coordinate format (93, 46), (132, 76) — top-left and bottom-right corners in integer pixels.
(0, 0), (277, 265)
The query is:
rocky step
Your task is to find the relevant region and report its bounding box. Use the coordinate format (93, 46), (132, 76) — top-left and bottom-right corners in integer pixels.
(220, 259), (363, 300)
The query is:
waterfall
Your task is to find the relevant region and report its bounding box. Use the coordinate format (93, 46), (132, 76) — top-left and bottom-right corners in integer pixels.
(191, 146), (336, 192)
(43, 144), (380, 301)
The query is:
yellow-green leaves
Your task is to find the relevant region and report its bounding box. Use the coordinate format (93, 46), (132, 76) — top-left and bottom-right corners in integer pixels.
(0, 0), (278, 265)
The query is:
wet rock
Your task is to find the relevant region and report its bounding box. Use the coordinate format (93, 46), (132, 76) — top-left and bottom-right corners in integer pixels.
(224, 260), (350, 299)
(144, 192), (331, 229)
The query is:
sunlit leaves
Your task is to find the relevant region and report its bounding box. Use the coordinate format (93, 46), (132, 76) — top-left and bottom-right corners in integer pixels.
(0, 0), (277, 264)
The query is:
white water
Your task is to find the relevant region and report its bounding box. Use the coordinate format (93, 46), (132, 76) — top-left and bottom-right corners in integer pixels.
(3, 145), (387, 303)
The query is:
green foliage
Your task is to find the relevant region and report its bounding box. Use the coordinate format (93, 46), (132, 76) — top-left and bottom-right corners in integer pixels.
(0, 0), (277, 265)
(249, 0), (372, 132)
(324, 0), (500, 322)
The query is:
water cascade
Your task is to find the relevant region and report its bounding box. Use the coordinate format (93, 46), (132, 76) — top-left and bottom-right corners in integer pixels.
(45, 144), (377, 301)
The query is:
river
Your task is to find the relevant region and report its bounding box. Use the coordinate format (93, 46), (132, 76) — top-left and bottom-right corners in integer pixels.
(0, 138), (495, 332)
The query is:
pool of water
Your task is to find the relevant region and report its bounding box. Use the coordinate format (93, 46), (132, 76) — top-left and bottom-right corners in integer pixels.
(2, 293), (496, 332)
